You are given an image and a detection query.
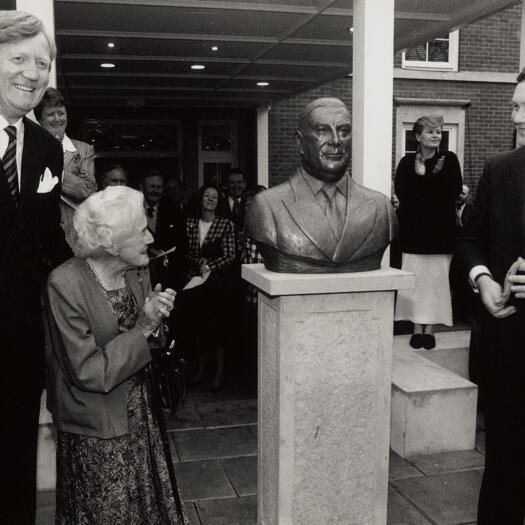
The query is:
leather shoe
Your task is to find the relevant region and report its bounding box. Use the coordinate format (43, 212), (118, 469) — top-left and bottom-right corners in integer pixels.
(409, 333), (424, 349)
(422, 334), (436, 350)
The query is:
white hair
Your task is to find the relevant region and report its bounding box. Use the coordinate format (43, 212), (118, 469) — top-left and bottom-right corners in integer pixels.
(73, 186), (145, 258)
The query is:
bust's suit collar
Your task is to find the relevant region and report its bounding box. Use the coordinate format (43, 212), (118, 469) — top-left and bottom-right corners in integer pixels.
(285, 168), (376, 261)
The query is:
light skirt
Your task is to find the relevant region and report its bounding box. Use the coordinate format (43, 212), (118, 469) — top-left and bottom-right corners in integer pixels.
(394, 253), (453, 326)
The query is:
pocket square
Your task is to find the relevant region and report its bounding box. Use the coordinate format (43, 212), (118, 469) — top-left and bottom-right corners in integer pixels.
(37, 168), (59, 194)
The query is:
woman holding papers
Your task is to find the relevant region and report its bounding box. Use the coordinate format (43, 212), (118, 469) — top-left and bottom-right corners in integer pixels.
(178, 185), (236, 391)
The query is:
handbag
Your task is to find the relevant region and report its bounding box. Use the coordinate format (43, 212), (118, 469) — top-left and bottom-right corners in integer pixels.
(150, 321), (186, 415)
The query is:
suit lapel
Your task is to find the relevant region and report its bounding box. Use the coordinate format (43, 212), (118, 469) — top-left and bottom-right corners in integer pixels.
(333, 177), (377, 262)
(283, 171), (338, 259)
(20, 118), (41, 200)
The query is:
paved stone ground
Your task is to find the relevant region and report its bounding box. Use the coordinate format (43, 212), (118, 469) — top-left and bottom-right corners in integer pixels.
(36, 387), (487, 525)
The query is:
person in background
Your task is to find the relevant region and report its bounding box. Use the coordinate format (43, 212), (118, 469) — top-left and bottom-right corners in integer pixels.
(34, 87), (97, 248)
(237, 187), (265, 395)
(223, 168), (247, 230)
(394, 115), (462, 349)
(45, 186), (186, 524)
(140, 170), (185, 290)
(166, 176), (185, 214)
(177, 185), (236, 391)
(99, 163), (128, 189)
(456, 184), (471, 227)
(0, 10), (71, 524)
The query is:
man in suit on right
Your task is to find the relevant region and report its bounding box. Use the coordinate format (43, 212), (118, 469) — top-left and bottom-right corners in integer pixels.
(457, 69), (525, 524)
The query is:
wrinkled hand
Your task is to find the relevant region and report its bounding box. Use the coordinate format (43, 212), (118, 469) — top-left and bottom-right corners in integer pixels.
(137, 284), (176, 338)
(478, 274), (516, 318)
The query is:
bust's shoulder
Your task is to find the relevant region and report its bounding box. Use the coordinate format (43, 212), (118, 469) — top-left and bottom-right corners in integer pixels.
(349, 178), (389, 204)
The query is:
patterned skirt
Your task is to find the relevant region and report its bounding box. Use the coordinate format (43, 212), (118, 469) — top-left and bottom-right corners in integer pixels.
(56, 372), (187, 524)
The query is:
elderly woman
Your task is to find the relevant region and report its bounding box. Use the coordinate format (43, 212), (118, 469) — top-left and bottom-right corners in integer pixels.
(178, 185), (236, 391)
(45, 186), (187, 524)
(35, 87), (97, 248)
(394, 115), (462, 349)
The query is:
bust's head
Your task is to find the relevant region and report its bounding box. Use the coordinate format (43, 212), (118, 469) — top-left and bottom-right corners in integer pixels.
(296, 97), (352, 184)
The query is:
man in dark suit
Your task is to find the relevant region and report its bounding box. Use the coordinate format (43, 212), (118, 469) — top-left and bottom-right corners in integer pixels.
(246, 97), (397, 273)
(456, 70), (525, 524)
(0, 10), (71, 524)
(140, 170), (185, 289)
(223, 168), (246, 230)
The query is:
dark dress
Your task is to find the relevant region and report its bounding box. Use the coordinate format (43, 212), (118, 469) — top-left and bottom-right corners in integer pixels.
(56, 280), (187, 525)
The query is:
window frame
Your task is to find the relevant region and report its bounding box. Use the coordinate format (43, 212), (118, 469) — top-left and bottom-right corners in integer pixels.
(401, 30), (459, 72)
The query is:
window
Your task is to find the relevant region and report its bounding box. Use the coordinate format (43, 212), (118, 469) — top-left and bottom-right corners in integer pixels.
(402, 30), (459, 71)
(198, 121), (238, 187)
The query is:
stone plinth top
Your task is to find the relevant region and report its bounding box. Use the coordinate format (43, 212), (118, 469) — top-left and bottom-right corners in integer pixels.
(242, 263), (414, 296)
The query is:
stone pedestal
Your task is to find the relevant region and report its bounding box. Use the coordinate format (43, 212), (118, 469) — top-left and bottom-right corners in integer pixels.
(242, 264), (413, 525)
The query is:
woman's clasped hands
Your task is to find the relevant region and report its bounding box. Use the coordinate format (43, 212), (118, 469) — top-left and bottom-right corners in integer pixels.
(137, 284), (176, 337)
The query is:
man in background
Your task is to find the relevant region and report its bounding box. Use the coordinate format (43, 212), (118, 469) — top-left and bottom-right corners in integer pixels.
(99, 163), (128, 189)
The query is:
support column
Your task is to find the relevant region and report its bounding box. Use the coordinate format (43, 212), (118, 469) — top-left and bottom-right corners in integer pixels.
(351, 0), (395, 195)
(243, 264), (413, 525)
(257, 104), (271, 188)
(16, 0), (56, 87)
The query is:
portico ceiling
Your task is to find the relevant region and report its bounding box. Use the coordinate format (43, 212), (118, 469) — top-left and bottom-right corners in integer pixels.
(54, 0), (519, 109)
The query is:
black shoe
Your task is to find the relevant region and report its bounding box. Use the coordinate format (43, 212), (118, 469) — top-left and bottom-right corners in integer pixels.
(422, 334), (436, 350)
(409, 333), (424, 349)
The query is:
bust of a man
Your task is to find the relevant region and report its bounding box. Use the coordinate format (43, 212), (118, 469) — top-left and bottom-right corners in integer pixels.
(245, 97), (398, 273)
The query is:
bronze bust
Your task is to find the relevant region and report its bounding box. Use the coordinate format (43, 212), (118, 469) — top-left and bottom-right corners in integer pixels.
(245, 97), (398, 273)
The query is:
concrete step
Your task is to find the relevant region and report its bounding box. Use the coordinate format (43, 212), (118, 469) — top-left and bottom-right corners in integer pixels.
(395, 330), (471, 379)
(391, 343), (477, 458)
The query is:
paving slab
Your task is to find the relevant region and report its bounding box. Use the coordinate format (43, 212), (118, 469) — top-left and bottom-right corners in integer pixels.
(173, 426), (257, 461)
(195, 399), (257, 428)
(222, 456), (257, 496)
(387, 486), (432, 524)
(196, 495), (257, 525)
(409, 450), (484, 476)
(184, 501), (202, 524)
(392, 470), (481, 524)
(164, 403), (203, 431)
(389, 450), (424, 480)
(174, 459), (235, 501)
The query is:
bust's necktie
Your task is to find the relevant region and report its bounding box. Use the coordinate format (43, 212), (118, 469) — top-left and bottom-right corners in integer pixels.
(2, 126), (19, 204)
(322, 184), (344, 238)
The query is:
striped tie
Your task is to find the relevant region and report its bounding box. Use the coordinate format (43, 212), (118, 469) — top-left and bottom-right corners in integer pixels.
(2, 126), (19, 203)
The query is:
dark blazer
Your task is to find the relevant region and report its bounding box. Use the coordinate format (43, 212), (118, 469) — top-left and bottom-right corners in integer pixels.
(457, 145), (525, 374)
(185, 216), (236, 280)
(149, 197), (186, 289)
(0, 117), (71, 385)
(245, 169), (398, 273)
(45, 258), (152, 438)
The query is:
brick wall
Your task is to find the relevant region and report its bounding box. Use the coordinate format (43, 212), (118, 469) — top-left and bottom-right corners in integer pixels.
(269, 4), (520, 194)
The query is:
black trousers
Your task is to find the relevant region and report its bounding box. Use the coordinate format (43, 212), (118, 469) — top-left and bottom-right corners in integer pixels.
(0, 384), (42, 525)
(478, 370), (525, 524)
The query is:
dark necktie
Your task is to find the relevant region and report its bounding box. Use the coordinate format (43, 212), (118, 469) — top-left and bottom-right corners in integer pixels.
(233, 198), (241, 220)
(147, 206), (155, 218)
(2, 126), (19, 203)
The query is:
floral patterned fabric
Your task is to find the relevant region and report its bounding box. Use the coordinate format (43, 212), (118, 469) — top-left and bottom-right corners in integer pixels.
(56, 282), (187, 524)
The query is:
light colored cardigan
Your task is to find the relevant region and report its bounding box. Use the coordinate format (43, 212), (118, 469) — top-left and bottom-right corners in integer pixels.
(45, 257), (152, 439)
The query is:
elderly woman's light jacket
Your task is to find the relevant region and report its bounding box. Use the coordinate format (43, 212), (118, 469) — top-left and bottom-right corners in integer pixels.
(45, 258), (152, 439)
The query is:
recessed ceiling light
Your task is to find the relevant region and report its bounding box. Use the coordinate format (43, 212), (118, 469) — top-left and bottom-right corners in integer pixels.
(191, 64), (205, 70)
(100, 63), (115, 68)
(107, 42), (115, 48)
(211, 46), (219, 51)
(257, 81), (269, 87)
(349, 26), (354, 33)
